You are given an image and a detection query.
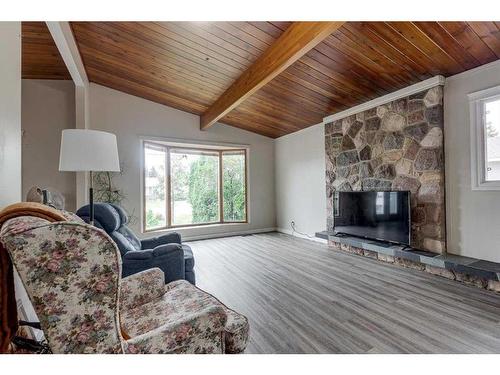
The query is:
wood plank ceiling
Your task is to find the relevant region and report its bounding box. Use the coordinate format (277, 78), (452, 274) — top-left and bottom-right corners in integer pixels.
(22, 22), (71, 80)
(22, 21), (500, 138)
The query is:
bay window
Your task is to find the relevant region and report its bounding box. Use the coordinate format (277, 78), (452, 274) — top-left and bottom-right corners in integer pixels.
(143, 141), (247, 231)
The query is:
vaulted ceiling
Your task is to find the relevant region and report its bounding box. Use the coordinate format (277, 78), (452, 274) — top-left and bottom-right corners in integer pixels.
(22, 22), (70, 79)
(22, 21), (500, 138)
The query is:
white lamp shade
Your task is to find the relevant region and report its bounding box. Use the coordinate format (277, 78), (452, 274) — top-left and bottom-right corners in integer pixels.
(59, 129), (120, 172)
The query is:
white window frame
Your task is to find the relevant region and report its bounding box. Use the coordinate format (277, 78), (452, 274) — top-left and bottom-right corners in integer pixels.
(469, 85), (500, 190)
(139, 137), (250, 233)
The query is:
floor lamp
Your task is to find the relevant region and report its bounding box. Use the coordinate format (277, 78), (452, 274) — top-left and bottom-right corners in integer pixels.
(59, 129), (120, 225)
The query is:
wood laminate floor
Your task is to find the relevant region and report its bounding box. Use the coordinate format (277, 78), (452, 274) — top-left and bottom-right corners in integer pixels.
(187, 232), (500, 354)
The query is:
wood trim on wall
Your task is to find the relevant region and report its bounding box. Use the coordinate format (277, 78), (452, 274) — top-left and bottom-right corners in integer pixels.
(323, 75), (446, 124)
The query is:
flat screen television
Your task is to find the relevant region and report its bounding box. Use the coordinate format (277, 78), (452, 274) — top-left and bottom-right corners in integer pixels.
(333, 191), (410, 245)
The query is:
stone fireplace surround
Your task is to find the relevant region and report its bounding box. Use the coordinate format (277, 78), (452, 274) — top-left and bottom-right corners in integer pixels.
(320, 80), (500, 293)
(325, 85), (445, 254)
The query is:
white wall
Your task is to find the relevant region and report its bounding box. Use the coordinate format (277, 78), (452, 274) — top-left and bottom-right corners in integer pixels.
(88, 83), (276, 240)
(22, 80), (76, 210)
(445, 60), (500, 263)
(0, 22), (22, 208)
(0, 22), (42, 333)
(275, 123), (326, 238)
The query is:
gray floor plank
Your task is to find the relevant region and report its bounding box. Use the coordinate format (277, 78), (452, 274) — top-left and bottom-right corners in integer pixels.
(188, 232), (500, 353)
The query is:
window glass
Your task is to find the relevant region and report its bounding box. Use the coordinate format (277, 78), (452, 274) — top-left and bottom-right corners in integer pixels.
(485, 98), (500, 181)
(144, 144), (167, 230)
(222, 150), (246, 222)
(170, 148), (220, 226)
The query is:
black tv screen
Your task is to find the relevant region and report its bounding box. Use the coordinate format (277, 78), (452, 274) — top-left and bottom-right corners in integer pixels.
(333, 191), (410, 245)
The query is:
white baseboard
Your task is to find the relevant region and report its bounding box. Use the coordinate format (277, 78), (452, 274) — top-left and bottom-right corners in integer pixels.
(183, 226), (328, 243)
(276, 228), (327, 244)
(184, 227), (277, 242)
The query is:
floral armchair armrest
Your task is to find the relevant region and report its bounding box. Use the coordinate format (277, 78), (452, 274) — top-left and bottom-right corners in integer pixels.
(123, 303), (227, 354)
(120, 268), (166, 310)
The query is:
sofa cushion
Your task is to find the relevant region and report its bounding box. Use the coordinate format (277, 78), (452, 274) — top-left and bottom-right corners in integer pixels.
(121, 280), (226, 339)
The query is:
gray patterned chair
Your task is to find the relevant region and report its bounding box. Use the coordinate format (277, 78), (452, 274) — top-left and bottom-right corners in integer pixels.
(0, 214), (249, 354)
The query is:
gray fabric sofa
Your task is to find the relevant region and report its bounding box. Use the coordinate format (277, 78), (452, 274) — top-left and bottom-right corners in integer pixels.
(76, 203), (195, 284)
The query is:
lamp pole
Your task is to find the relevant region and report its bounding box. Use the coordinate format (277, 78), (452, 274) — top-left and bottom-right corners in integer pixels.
(89, 170), (94, 226)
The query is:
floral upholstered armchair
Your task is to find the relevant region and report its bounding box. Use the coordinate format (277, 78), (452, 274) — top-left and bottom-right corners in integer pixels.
(0, 214), (249, 354)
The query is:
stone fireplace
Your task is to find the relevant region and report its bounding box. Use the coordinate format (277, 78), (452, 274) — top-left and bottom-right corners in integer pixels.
(324, 85), (445, 253)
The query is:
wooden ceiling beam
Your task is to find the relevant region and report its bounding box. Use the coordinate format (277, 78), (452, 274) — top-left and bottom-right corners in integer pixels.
(200, 21), (344, 130)
(46, 22), (89, 87)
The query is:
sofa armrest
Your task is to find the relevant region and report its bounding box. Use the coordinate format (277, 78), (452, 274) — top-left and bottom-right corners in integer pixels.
(122, 244), (185, 283)
(140, 232), (181, 249)
(120, 268), (165, 310)
(122, 243), (182, 260)
(123, 303), (227, 353)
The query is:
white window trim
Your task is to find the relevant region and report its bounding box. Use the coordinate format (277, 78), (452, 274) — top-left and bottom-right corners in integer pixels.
(139, 137), (250, 233)
(469, 85), (500, 190)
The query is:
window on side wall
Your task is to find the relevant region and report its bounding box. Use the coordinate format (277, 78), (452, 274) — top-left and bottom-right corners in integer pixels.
(142, 141), (248, 232)
(469, 85), (500, 190)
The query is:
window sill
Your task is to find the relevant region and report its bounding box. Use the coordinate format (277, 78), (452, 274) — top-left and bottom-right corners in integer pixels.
(143, 221), (249, 235)
(471, 181), (500, 191)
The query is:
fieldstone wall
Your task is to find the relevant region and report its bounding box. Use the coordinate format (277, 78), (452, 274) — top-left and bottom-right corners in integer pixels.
(325, 86), (445, 253)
